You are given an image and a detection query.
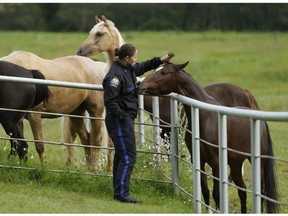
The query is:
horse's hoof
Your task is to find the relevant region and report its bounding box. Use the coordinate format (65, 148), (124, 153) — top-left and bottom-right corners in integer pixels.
(7, 151), (17, 159)
(22, 154), (28, 162)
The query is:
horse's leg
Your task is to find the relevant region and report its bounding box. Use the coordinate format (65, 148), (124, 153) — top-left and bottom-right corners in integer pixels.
(106, 137), (114, 173)
(6, 127), (18, 158)
(228, 164), (245, 183)
(69, 116), (91, 169)
(3, 120), (28, 161)
(88, 115), (106, 171)
(261, 164), (265, 212)
(230, 162), (247, 213)
(211, 164), (220, 211)
(26, 113), (45, 163)
(86, 100), (109, 172)
(14, 120), (28, 161)
(228, 172), (233, 183)
(61, 116), (78, 165)
(200, 163), (211, 213)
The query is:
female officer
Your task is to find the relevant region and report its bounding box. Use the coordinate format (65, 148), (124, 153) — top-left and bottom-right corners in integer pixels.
(103, 44), (173, 203)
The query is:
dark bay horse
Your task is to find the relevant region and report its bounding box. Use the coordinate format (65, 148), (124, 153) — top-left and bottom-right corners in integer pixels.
(138, 62), (279, 213)
(76, 15), (260, 142)
(140, 81), (260, 141)
(0, 61), (50, 160)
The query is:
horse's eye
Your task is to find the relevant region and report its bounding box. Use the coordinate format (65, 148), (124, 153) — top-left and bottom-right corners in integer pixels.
(161, 70), (168, 75)
(96, 32), (103, 37)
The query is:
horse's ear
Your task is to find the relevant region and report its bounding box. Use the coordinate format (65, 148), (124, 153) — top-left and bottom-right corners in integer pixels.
(176, 61), (189, 70)
(102, 15), (109, 25)
(95, 15), (102, 23)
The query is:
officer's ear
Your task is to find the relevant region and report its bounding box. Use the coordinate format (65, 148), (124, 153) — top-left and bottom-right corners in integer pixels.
(125, 56), (130, 63)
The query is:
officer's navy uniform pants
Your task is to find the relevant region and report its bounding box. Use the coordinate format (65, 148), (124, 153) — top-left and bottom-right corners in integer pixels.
(105, 114), (136, 199)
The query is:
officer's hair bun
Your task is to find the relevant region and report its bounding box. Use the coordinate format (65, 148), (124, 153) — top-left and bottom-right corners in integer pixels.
(115, 48), (120, 57)
(115, 44), (136, 59)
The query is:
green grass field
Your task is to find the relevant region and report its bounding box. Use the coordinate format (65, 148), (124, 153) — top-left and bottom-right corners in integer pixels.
(0, 31), (288, 213)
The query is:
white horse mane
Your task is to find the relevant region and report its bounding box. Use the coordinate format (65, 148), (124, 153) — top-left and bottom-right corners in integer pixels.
(136, 77), (146, 82)
(154, 66), (164, 72)
(114, 26), (126, 46)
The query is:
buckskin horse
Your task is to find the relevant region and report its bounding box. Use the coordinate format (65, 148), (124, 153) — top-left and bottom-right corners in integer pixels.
(0, 60), (50, 161)
(1, 51), (109, 171)
(138, 62), (278, 213)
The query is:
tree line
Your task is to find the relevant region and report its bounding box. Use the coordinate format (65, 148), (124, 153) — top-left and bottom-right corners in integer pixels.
(0, 3), (287, 32)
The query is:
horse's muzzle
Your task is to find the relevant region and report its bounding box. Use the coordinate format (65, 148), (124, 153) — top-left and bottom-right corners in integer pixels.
(76, 48), (88, 57)
(137, 86), (147, 94)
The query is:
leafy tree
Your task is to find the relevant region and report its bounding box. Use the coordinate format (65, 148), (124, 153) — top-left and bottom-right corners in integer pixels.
(0, 3), (288, 32)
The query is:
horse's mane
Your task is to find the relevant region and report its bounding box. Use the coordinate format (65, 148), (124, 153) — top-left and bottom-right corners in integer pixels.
(172, 63), (217, 103)
(113, 25), (126, 46)
(172, 64), (194, 83)
(106, 19), (126, 46)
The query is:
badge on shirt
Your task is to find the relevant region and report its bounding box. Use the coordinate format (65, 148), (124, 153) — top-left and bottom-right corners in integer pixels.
(110, 77), (120, 88)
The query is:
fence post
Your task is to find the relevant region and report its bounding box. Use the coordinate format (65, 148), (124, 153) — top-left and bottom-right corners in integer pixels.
(152, 96), (161, 165)
(251, 119), (261, 213)
(170, 98), (179, 196)
(191, 106), (202, 213)
(218, 113), (229, 213)
(138, 94), (145, 145)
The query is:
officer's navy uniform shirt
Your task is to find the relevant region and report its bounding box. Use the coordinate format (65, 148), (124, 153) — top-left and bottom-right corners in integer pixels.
(103, 57), (162, 119)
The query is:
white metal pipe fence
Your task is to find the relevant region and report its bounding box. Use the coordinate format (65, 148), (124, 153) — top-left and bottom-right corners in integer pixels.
(168, 93), (288, 213)
(1, 75), (288, 213)
(0, 75), (171, 182)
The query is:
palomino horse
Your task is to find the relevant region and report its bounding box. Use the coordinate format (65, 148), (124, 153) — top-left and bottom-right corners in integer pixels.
(138, 62), (279, 213)
(0, 61), (50, 160)
(75, 15), (260, 144)
(63, 15), (126, 168)
(1, 51), (109, 171)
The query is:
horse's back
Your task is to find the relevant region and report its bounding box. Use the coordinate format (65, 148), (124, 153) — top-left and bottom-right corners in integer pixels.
(2, 50), (107, 84)
(1, 51), (47, 70)
(1, 50), (107, 114)
(204, 82), (258, 109)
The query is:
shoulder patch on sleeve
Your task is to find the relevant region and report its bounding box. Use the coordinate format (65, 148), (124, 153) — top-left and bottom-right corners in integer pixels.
(110, 77), (120, 88)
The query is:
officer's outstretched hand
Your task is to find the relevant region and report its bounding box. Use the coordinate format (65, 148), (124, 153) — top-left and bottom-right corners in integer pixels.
(160, 53), (174, 63)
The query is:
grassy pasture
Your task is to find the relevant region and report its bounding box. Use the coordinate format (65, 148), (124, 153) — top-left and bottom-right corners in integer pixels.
(0, 31), (288, 213)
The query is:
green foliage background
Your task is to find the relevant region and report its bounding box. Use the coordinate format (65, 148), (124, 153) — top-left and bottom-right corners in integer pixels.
(0, 3), (288, 32)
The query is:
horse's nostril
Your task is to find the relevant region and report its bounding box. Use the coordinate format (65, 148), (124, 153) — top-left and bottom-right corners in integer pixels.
(77, 49), (88, 57)
(76, 49), (82, 55)
(138, 87), (146, 94)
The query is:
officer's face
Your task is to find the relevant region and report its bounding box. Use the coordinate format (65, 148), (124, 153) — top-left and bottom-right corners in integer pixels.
(126, 50), (137, 66)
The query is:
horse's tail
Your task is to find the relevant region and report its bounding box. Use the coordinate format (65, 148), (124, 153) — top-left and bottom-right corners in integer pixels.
(31, 69), (52, 107)
(263, 121), (279, 213)
(99, 108), (112, 169)
(244, 89), (260, 110)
